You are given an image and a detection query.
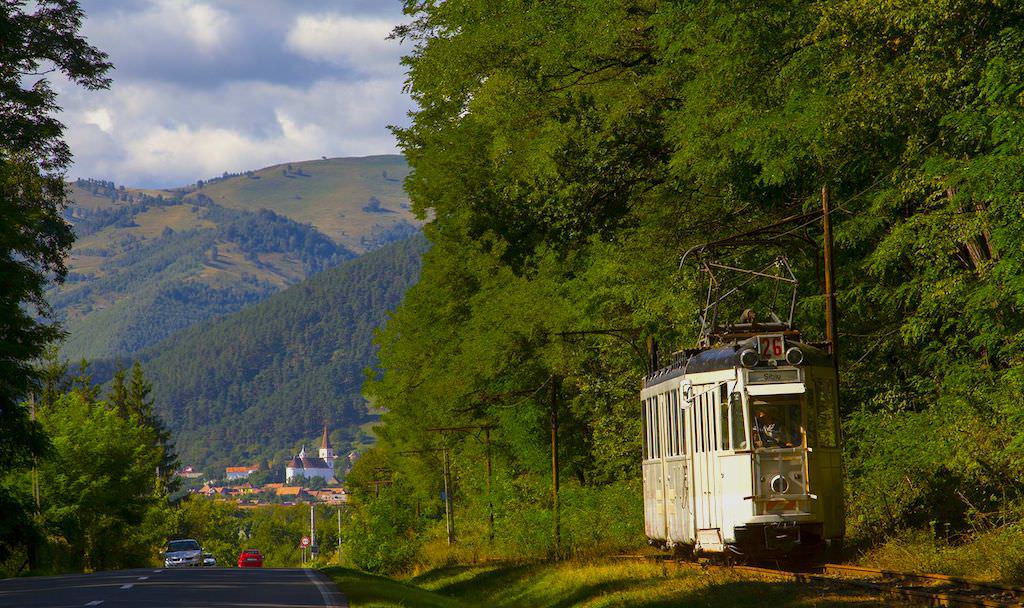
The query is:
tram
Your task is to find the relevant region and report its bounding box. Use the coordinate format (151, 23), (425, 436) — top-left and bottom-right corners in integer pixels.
(642, 259), (844, 558)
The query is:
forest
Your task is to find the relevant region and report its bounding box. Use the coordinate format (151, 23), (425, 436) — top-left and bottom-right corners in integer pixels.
(337, 0), (1024, 574)
(135, 235), (427, 472)
(53, 196), (355, 360)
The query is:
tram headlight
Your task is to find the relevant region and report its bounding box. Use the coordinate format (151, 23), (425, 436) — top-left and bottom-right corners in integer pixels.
(785, 347), (804, 366)
(739, 349), (759, 368)
(770, 475), (790, 494)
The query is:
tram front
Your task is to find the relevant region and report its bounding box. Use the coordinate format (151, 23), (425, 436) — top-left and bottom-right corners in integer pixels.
(731, 334), (845, 557)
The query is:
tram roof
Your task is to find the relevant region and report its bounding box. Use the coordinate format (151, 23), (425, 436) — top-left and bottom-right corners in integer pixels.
(642, 336), (830, 389)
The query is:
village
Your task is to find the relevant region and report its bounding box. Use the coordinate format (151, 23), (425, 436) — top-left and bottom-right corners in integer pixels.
(174, 426), (355, 508)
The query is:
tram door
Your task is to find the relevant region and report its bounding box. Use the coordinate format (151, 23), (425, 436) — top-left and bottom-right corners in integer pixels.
(692, 384), (723, 550)
(663, 388), (689, 543)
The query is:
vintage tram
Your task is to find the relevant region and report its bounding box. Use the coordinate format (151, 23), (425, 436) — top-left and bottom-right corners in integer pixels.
(641, 325), (844, 557)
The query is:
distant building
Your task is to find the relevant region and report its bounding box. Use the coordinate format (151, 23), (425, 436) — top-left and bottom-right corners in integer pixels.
(176, 466), (204, 479)
(285, 425), (338, 484)
(225, 464), (260, 480)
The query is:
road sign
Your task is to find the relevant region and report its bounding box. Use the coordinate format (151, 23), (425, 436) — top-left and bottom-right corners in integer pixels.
(300, 536), (310, 548)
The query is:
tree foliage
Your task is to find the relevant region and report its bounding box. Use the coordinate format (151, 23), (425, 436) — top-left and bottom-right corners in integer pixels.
(358, 0), (1024, 555)
(0, 0), (111, 566)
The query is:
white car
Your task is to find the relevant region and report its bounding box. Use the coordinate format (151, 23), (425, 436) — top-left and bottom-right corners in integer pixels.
(163, 539), (203, 568)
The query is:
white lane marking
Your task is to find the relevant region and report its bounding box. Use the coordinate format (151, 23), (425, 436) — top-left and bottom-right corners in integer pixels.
(85, 602), (103, 607)
(153, 569), (163, 573)
(120, 584), (134, 590)
(138, 576), (149, 580)
(304, 569), (348, 608)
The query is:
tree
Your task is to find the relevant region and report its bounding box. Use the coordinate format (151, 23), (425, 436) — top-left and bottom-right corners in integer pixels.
(127, 363), (179, 493)
(35, 392), (171, 572)
(0, 0), (111, 566)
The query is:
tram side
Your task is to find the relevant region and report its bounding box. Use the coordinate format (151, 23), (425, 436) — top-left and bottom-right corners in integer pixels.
(641, 337), (844, 557)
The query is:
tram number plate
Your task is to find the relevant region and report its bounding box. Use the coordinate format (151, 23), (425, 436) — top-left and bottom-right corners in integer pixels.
(757, 335), (785, 360)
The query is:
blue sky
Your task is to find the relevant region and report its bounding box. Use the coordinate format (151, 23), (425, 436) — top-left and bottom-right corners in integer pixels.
(56, 0), (413, 188)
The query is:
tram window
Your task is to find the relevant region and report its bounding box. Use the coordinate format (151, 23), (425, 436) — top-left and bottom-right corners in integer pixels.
(815, 379), (838, 448)
(666, 392), (676, 456)
(805, 387), (818, 449)
(751, 396), (803, 449)
(720, 397), (730, 451)
(696, 393), (704, 450)
(712, 388), (720, 450)
(651, 397), (659, 454)
(671, 390), (680, 456)
(676, 390), (686, 454)
(641, 399), (649, 460)
(730, 392), (748, 450)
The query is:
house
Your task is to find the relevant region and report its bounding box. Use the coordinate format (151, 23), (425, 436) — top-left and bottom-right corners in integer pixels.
(275, 486), (303, 499)
(176, 466), (204, 479)
(225, 464), (260, 480)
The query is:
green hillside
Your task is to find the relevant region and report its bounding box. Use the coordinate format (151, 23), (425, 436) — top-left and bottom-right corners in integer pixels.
(55, 193), (353, 360)
(136, 235), (427, 472)
(55, 155), (418, 360)
(182, 156), (416, 252)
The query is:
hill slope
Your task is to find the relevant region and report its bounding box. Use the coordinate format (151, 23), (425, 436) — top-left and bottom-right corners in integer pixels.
(137, 235), (427, 472)
(182, 155), (415, 252)
(55, 155), (417, 361)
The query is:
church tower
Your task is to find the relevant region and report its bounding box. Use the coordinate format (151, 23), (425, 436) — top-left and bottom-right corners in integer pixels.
(319, 425), (335, 469)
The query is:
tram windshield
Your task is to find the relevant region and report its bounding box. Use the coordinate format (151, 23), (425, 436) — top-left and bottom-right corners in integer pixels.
(751, 396), (803, 449)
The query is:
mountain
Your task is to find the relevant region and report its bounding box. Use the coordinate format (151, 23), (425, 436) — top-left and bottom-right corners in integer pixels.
(135, 234), (427, 473)
(55, 155), (418, 361)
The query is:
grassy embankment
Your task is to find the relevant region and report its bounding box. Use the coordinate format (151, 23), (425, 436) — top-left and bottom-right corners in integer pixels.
(858, 525), (1024, 584)
(323, 559), (887, 608)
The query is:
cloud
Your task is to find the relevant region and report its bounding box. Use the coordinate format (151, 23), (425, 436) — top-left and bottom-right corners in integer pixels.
(58, 1), (414, 188)
(285, 14), (400, 75)
(61, 77), (410, 186)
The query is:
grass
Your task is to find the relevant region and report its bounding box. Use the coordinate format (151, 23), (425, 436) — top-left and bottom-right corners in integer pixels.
(857, 525), (1024, 584)
(323, 559), (888, 608)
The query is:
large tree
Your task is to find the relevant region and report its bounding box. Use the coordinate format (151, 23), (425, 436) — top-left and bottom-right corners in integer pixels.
(0, 0), (111, 567)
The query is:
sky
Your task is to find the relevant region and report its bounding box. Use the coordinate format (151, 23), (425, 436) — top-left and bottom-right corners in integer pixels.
(55, 0), (413, 188)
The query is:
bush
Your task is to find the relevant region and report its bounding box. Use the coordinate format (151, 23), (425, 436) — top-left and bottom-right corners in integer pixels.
(343, 485), (423, 574)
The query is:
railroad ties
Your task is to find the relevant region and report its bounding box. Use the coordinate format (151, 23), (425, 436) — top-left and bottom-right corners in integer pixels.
(611, 555), (1024, 606)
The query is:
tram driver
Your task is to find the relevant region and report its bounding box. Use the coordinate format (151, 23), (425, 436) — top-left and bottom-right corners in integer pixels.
(752, 402), (802, 448)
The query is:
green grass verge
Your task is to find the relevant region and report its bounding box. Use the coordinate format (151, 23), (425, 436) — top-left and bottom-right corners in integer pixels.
(323, 559), (887, 607)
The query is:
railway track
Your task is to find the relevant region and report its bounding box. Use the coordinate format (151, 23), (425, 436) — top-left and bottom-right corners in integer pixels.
(612, 555), (1024, 606)
(734, 562), (1024, 607)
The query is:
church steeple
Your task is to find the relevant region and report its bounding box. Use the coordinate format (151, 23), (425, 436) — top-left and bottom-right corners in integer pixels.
(320, 425), (332, 451)
(319, 424), (335, 468)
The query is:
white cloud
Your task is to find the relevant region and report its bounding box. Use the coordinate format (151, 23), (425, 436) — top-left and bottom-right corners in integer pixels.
(83, 108), (113, 133)
(284, 14), (400, 75)
(83, 0), (238, 65)
(179, 1), (235, 54)
(61, 77), (410, 186)
(56, 1), (413, 187)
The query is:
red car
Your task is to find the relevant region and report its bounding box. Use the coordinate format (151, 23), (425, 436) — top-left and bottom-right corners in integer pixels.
(237, 549), (263, 568)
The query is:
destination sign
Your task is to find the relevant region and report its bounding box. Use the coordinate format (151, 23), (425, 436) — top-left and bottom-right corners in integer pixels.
(747, 369), (800, 384)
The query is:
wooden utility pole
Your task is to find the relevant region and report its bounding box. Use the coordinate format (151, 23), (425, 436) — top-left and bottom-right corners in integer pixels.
(484, 427), (494, 543)
(29, 394), (40, 516)
(442, 447), (454, 545)
(424, 425), (495, 543)
(822, 184), (840, 378)
(550, 376), (560, 549)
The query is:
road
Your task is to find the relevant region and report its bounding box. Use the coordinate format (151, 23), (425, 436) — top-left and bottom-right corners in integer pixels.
(0, 567), (347, 608)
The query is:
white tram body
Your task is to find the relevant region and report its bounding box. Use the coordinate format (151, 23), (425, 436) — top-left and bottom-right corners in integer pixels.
(641, 333), (844, 556)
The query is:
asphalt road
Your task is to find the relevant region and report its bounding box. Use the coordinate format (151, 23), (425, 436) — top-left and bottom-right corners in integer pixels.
(0, 567), (347, 608)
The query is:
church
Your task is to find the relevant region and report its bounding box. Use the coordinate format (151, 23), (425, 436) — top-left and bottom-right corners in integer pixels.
(285, 426), (338, 484)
